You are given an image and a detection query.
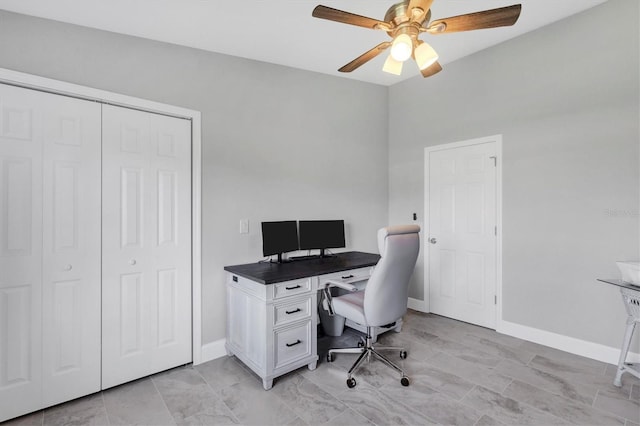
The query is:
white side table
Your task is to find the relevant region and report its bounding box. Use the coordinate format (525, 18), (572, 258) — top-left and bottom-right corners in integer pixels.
(598, 279), (640, 386)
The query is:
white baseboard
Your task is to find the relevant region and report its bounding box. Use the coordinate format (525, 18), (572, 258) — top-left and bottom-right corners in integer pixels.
(197, 338), (228, 365)
(198, 318), (638, 368)
(403, 300), (639, 365)
(408, 297), (428, 312)
(497, 319), (640, 365)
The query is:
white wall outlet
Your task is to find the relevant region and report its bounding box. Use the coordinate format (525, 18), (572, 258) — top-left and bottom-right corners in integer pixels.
(239, 219), (249, 234)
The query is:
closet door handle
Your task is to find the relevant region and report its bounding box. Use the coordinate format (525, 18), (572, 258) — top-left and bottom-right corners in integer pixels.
(64, 264), (73, 271)
(129, 259), (137, 266)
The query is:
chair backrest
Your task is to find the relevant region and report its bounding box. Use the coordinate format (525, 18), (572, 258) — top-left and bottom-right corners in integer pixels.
(363, 225), (420, 327)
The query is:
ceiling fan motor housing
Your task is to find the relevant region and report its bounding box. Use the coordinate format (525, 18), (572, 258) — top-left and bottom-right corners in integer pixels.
(384, 1), (431, 43)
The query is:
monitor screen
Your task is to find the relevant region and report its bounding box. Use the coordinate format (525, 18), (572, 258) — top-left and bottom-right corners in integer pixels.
(261, 221), (299, 257)
(299, 220), (345, 250)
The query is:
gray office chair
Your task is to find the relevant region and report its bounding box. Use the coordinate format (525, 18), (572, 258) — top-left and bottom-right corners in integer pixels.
(323, 225), (420, 388)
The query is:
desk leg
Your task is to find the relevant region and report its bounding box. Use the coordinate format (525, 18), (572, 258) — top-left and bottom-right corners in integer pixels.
(262, 379), (273, 390)
(614, 316), (636, 387)
(308, 361), (317, 371)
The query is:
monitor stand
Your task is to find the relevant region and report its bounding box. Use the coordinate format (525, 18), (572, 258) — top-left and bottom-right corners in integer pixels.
(289, 251), (336, 261)
(272, 253), (292, 264)
(319, 249), (335, 258)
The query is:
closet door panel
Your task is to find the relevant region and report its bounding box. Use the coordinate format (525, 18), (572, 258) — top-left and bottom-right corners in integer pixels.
(0, 84), (101, 422)
(102, 105), (191, 389)
(102, 106), (150, 388)
(148, 113), (191, 372)
(41, 94), (101, 407)
(0, 84), (43, 422)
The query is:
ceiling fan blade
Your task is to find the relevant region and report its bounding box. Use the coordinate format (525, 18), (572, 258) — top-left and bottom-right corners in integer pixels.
(313, 5), (391, 30)
(407, 0), (434, 24)
(339, 42), (392, 73)
(420, 61), (442, 78)
(426, 4), (522, 34)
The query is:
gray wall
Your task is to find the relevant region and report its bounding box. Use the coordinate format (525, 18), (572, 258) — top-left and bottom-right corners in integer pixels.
(389, 0), (639, 349)
(0, 10), (389, 345)
(0, 0), (638, 353)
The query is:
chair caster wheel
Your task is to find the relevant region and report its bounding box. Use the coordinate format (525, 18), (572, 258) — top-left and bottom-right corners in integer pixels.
(327, 353), (334, 363)
(357, 341), (364, 348)
(347, 377), (357, 388)
(401, 376), (410, 387)
(400, 350), (407, 359)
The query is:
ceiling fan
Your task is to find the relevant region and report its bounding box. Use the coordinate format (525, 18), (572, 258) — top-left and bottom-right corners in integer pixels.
(312, 0), (522, 78)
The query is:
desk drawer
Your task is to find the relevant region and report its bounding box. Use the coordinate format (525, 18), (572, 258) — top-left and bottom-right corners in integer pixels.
(272, 278), (312, 299)
(273, 296), (312, 327)
(274, 320), (312, 369)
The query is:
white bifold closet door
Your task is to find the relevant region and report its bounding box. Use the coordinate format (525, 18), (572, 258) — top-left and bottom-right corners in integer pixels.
(101, 105), (192, 389)
(0, 84), (101, 421)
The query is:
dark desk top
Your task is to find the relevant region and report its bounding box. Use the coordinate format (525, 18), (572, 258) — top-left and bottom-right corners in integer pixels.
(224, 251), (380, 284)
(597, 279), (640, 291)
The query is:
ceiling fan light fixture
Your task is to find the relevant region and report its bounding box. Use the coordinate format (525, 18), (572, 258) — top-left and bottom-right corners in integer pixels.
(390, 33), (412, 62)
(415, 42), (439, 70)
(382, 54), (403, 75)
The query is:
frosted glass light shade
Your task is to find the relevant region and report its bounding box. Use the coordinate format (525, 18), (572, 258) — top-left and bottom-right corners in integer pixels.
(390, 34), (412, 62)
(415, 42), (438, 70)
(414, 42), (438, 70)
(382, 54), (403, 75)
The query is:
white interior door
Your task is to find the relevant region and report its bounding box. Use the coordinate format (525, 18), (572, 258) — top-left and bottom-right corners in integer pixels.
(0, 84), (44, 422)
(101, 105), (192, 389)
(427, 141), (497, 329)
(41, 93), (101, 406)
(0, 84), (101, 422)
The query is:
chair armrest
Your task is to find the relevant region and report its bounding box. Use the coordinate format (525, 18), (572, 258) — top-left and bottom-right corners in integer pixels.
(325, 279), (360, 292)
(325, 274), (371, 292)
(321, 274), (371, 316)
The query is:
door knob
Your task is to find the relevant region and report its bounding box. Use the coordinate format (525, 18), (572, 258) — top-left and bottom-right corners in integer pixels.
(429, 238), (437, 244)
(64, 264), (73, 271)
(129, 259), (137, 266)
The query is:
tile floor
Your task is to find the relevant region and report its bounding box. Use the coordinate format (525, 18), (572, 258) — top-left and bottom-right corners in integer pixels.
(3, 310), (639, 426)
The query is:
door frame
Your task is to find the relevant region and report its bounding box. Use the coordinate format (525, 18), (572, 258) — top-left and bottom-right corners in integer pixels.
(0, 67), (205, 364)
(423, 134), (503, 328)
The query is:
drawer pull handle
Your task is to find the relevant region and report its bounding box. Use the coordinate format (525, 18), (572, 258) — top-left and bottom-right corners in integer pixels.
(285, 285), (302, 290)
(342, 274), (354, 279)
(286, 308), (302, 315)
(286, 339), (302, 347)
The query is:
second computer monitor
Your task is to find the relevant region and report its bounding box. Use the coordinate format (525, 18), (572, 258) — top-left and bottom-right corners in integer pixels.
(299, 220), (345, 257)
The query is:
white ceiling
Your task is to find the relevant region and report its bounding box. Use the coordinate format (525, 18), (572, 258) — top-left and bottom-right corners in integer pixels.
(0, 0), (607, 86)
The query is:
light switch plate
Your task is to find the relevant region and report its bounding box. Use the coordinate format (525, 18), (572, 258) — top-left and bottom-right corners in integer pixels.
(239, 219), (249, 234)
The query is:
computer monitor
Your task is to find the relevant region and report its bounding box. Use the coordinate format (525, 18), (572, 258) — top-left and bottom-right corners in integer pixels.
(261, 221), (299, 263)
(298, 220), (345, 258)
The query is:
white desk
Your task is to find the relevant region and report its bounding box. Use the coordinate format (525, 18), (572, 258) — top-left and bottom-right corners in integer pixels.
(598, 279), (640, 386)
(224, 252), (379, 390)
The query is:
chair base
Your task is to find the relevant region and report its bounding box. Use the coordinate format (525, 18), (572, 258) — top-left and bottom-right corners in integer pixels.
(327, 326), (409, 388)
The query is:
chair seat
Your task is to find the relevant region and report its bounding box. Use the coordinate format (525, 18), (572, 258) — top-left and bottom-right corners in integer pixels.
(333, 291), (366, 326)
